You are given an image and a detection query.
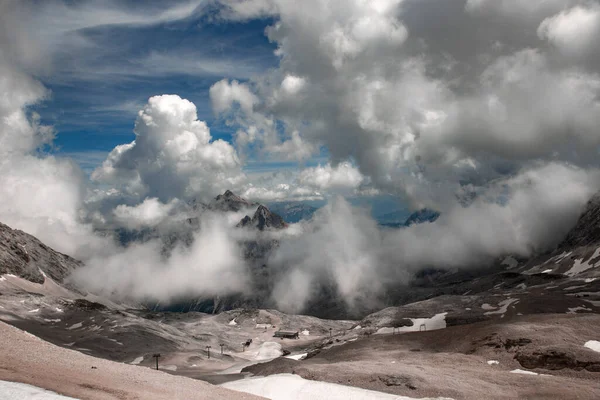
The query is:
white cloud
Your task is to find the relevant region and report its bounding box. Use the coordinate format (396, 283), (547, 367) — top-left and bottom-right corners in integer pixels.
(538, 5), (600, 59)
(210, 79), (259, 114)
(113, 198), (179, 229)
(92, 94), (245, 203)
(298, 162), (365, 191)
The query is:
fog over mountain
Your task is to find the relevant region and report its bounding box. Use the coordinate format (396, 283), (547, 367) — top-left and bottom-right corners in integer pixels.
(1, 0), (600, 315)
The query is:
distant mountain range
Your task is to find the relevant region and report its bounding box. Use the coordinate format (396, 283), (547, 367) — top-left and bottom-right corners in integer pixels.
(267, 202), (320, 223)
(378, 208), (440, 228)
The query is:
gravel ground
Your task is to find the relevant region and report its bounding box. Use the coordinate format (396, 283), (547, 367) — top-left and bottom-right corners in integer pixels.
(244, 314), (600, 400)
(0, 321), (264, 400)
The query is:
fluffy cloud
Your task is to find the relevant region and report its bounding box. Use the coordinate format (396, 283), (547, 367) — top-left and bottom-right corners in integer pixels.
(92, 94), (245, 203)
(113, 198), (179, 230)
(214, 0), (600, 209)
(538, 5), (600, 59)
(298, 162), (365, 191)
(270, 162), (600, 313)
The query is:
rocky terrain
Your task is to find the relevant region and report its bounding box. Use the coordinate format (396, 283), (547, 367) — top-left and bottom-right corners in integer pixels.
(1, 191), (600, 398)
(0, 222), (81, 284)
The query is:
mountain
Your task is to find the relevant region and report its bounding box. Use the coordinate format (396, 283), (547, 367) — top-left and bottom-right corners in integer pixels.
(0, 222), (81, 283)
(267, 202), (319, 223)
(237, 205), (288, 230)
(404, 208), (440, 226)
(379, 208), (440, 228)
(208, 189), (257, 212)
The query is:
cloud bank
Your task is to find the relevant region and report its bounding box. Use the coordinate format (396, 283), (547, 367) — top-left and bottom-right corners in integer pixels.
(1, 0), (600, 313)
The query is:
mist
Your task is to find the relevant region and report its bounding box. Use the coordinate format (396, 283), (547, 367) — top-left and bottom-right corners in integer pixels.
(1, 0), (600, 315)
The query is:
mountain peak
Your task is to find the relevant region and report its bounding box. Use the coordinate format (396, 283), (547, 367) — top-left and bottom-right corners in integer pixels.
(209, 190), (257, 212)
(237, 205), (287, 231)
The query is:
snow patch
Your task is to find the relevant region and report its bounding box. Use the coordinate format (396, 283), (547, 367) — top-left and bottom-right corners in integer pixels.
(285, 353), (307, 361)
(567, 306), (591, 314)
(0, 380), (77, 399)
(28, 308), (40, 313)
(510, 369), (539, 376)
(542, 269), (553, 274)
(55, 307), (63, 313)
(487, 360), (500, 365)
(566, 248), (600, 276)
(484, 298), (519, 316)
(585, 278), (596, 283)
(375, 313), (448, 335)
(301, 330), (310, 336)
(481, 304), (496, 310)
(229, 319), (238, 326)
(255, 342), (283, 360)
(130, 356), (144, 365)
(584, 340), (600, 353)
(67, 322), (82, 330)
(221, 373), (453, 400)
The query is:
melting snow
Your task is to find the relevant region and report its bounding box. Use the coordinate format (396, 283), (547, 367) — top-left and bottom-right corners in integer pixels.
(542, 269), (553, 274)
(584, 340), (600, 353)
(285, 353), (307, 361)
(130, 356), (144, 365)
(229, 319), (238, 326)
(375, 313), (448, 335)
(221, 373), (453, 400)
(585, 278), (596, 283)
(55, 307), (63, 313)
(67, 322), (82, 330)
(28, 309), (40, 313)
(484, 298), (519, 316)
(567, 306), (591, 314)
(487, 360), (500, 365)
(301, 330), (310, 336)
(0, 380), (77, 399)
(566, 248), (600, 276)
(510, 369), (540, 376)
(255, 342), (283, 360)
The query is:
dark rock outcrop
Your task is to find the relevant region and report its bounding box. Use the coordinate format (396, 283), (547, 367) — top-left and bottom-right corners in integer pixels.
(0, 222), (82, 283)
(209, 190), (257, 212)
(237, 205), (287, 231)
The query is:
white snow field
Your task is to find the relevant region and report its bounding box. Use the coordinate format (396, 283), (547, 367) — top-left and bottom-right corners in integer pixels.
(376, 313), (448, 335)
(0, 381), (77, 400)
(222, 374), (454, 400)
(584, 340), (600, 353)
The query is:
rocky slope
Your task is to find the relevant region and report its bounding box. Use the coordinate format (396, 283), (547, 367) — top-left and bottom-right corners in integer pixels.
(0, 222), (81, 283)
(237, 205), (288, 231)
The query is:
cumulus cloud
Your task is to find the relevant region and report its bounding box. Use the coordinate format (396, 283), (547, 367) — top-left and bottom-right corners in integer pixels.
(214, 0), (600, 207)
(538, 5), (600, 59)
(3, 0), (600, 315)
(92, 94), (245, 204)
(270, 162), (600, 313)
(113, 198), (180, 230)
(298, 162), (365, 191)
(72, 212), (249, 302)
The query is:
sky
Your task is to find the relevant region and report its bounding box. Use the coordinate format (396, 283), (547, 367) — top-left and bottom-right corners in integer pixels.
(3, 0), (600, 311)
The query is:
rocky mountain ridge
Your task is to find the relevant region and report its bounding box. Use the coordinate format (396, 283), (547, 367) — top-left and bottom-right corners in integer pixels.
(0, 222), (81, 283)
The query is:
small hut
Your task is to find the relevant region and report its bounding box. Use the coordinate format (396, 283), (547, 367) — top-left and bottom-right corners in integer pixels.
(273, 330), (299, 339)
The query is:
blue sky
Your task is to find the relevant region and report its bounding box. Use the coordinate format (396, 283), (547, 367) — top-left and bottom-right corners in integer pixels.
(34, 9), (278, 171)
